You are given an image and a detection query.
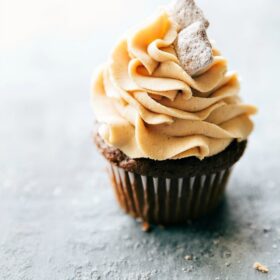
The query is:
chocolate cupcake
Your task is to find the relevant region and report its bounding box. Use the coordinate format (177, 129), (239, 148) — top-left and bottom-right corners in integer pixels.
(91, 0), (257, 225)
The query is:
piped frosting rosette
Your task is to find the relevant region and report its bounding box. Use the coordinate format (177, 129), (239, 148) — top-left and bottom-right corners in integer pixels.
(92, 11), (257, 160)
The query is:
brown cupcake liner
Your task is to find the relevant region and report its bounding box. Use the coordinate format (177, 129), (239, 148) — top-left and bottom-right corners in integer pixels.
(108, 164), (232, 225)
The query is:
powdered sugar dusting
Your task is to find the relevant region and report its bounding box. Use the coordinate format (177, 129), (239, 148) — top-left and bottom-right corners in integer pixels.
(167, 0), (209, 31)
(174, 21), (213, 76)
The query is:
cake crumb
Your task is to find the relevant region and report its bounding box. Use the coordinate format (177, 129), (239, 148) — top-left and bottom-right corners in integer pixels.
(142, 222), (151, 232)
(249, 223), (257, 230)
(187, 266), (193, 272)
(263, 225), (272, 233)
(182, 265), (194, 272)
(184, 255), (193, 261)
(253, 262), (269, 273)
(213, 239), (220, 246)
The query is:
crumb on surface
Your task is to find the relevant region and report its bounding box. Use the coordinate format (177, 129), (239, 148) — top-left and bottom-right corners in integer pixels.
(142, 222), (151, 232)
(263, 225), (272, 233)
(184, 255), (193, 261)
(213, 239), (220, 245)
(182, 265), (194, 273)
(254, 262), (269, 273)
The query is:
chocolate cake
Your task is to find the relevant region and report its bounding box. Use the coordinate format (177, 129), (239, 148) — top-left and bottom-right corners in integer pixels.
(95, 133), (247, 178)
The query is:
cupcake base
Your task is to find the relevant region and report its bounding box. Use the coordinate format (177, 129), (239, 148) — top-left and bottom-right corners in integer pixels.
(109, 164), (231, 224)
(95, 134), (247, 225)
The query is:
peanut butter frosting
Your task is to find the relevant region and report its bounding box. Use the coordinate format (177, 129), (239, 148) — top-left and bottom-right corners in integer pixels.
(92, 11), (257, 160)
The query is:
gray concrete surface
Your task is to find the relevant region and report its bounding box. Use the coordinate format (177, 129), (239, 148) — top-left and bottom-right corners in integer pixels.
(0, 0), (280, 279)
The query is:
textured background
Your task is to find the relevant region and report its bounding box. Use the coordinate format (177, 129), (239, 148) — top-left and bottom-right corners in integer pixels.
(1, 0), (280, 279)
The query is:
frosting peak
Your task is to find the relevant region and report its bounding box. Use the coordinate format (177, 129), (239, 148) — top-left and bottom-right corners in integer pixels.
(92, 11), (256, 160)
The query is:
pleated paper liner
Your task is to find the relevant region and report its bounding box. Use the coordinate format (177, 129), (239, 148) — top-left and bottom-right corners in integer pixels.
(108, 164), (232, 225)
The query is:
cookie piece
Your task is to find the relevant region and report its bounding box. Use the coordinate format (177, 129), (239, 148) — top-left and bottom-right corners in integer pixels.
(168, 0), (209, 31)
(174, 21), (213, 76)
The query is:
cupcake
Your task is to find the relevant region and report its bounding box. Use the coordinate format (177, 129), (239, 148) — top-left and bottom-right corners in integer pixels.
(91, 0), (257, 225)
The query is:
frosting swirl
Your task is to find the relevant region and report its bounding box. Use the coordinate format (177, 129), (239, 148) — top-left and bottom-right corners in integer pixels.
(92, 11), (256, 160)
